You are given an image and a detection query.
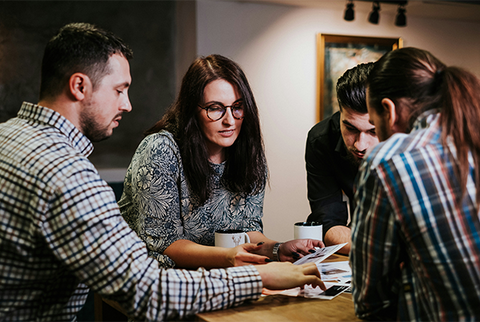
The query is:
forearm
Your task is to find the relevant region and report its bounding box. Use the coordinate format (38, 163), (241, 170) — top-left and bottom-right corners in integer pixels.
(92, 241), (263, 321)
(163, 239), (236, 269)
(78, 217), (262, 320)
(152, 265), (262, 320)
(324, 225), (351, 254)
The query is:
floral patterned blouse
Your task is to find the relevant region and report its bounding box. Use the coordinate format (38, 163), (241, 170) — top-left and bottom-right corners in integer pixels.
(119, 130), (265, 268)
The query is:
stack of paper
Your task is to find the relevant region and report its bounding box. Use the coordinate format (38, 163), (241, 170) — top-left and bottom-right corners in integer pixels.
(262, 243), (352, 299)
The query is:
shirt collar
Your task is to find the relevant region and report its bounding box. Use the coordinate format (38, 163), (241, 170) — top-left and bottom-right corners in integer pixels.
(411, 108), (442, 133)
(17, 102), (94, 157)
(335, 134), (346, 154)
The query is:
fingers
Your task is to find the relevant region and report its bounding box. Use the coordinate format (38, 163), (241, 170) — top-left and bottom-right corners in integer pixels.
(283, 239), (322, 257)
(299, 263), (326, 290)
(241, 242), (264, 252)
(310, 239), (325, 248)
(300, 262), (321, 277)
(246, 254), (272, 264)
(235, 251), (271, 266)
(256, 262), (326, 290)
(306, 276), (326, 290)
(285, 248), (311, 260)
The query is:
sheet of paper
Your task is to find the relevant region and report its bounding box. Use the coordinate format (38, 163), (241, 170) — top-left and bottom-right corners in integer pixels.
(301, 282), (351, 300)
(316, 260), (351, 283)
(262, 287), (301, 297)
(263, 247), (351, 298)
(293, 243), (347, 265)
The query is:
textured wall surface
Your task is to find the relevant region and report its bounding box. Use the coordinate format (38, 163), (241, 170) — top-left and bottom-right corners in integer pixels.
(0, 1), (177, 168)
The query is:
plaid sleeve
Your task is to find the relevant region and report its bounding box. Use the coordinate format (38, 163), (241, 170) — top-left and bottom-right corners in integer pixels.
(150, 265), (262, 321)
(42, 165), (262, 321)
(350, 161), (401, 320)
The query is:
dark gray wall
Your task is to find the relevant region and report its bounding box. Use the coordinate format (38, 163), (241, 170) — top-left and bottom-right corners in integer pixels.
(0, 0), (177, 168)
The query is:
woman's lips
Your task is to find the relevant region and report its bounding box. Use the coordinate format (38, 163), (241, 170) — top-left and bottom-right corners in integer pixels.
(219, 129), (235, 137)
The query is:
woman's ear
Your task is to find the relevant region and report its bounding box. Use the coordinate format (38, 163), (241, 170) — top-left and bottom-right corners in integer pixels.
(68, 73), (91, 101)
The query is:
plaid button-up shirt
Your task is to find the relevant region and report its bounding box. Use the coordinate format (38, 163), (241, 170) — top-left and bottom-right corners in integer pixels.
(0, 102), (262, 321)
(351, 110), (480, 321)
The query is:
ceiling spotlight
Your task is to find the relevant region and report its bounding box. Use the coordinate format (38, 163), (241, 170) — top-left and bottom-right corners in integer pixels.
(395, 3), (407, 27)
(368, 1), (380, 24)
(344, 0), (355, 21)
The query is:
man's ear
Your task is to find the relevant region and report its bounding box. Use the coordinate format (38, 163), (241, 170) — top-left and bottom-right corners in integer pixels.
(381, 98), (397, 128)
(69, 73), (91, 101)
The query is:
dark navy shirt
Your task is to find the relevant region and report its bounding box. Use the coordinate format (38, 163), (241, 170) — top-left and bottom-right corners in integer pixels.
(305, 111), (358, 237)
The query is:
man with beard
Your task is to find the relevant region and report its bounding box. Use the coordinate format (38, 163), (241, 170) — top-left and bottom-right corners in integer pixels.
(305, 63), (378, 254)
(0, 22), (324, 321)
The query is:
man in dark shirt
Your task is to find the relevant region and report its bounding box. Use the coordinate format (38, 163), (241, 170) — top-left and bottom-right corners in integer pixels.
(305, 63), (377, 254)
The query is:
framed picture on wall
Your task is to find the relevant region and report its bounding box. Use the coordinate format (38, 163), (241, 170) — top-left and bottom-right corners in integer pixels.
(316, 34), (402, 121)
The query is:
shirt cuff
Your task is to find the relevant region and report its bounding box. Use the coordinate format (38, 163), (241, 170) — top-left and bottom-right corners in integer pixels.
(226, 265), (263, 303)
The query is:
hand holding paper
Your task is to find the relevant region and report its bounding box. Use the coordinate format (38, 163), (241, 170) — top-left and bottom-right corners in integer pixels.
(293, 243), (347, 265)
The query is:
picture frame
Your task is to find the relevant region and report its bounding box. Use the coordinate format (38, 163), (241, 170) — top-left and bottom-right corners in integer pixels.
(316, 34), (402, 121)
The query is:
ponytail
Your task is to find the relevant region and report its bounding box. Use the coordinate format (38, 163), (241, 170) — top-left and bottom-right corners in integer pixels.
(441, 67), (480, 201)
(368, 47), (480, 203)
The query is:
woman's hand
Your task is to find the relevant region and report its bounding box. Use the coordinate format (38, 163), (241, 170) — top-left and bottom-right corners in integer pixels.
(256, 262), (326, 290)
(278, 239), (325, 262)
(226, 243), (272, 266)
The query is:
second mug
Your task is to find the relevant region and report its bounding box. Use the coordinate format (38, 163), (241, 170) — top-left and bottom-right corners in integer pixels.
(294, 221), (323, 241)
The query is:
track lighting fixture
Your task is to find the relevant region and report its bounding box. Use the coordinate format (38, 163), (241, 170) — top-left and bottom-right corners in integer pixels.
(343, 1), (407, 27)
(344, 0), (355, 21)
(368, 1), (380, 24)
(395, 3), (407, 27)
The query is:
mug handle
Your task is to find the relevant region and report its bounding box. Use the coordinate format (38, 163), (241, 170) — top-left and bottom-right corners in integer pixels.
(244, 232), (251, 243)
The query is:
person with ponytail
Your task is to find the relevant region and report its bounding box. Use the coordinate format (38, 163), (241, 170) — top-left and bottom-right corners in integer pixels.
(119, 54), (323, 270)
(350, 47), (480, 321)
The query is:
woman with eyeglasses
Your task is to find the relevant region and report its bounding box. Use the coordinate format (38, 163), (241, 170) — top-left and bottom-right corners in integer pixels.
(119, 54), (323, 269)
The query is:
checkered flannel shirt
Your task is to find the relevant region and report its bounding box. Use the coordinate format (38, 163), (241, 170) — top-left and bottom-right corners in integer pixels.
(0, 102), (262, 321)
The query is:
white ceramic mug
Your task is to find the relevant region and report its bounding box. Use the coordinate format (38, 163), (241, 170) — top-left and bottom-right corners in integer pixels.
(214, 229), (251, 248)
(294, 222), (323, 241)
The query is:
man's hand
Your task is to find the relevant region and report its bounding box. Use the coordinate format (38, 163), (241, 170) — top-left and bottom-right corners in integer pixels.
(256, 262), (326, 290)
(226, 243), (271, 266)
(279, 239), (325, 262)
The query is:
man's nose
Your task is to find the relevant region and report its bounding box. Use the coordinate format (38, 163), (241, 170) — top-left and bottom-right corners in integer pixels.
(354, 132), (369, 152)
(122, 94), (132, 112)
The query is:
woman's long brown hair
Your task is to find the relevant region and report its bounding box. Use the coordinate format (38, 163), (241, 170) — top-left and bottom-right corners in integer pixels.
(145, 54), (267, 204)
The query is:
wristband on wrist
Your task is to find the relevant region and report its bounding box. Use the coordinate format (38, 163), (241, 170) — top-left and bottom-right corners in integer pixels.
(272, 242), (282, 261)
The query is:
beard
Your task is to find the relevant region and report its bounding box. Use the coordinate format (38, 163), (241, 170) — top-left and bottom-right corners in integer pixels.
(345, 148), (362, 167)
(79, 103), (118, 142)
(81, 119), (111, 142)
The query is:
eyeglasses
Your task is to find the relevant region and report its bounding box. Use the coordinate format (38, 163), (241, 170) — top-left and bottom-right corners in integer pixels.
(199, 100), (245, 121)
(199, 101), (245, 121)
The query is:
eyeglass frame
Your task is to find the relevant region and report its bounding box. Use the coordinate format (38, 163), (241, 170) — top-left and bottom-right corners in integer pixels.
(198, 99), (245, 121)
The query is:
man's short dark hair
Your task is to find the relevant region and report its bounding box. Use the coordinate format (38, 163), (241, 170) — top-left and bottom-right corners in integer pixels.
(336, 62), (374, 114)
(39, 22), (133, 100)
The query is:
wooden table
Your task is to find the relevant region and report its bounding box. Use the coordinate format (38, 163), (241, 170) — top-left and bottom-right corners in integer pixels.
(195, 255), (360, 322)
